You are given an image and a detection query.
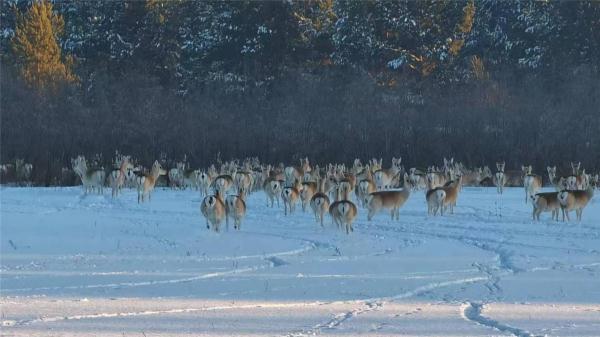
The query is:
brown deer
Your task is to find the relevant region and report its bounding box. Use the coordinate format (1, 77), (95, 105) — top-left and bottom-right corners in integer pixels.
(226, 188), (247, 230)
(137, 161), (167, 203)
(558, 183), (595, 222)
(531, 192), (560, 221)
(365, 173), (411, 221)
(201, 190), (226, 232)
(329, 181), (357, 234)
(310, 178), (331, 227)
(522, 165), (543, 204)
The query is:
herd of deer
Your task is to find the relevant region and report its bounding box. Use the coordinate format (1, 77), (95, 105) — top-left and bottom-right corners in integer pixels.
(66, 154), (598, 234)
(0, 159), (33, 185)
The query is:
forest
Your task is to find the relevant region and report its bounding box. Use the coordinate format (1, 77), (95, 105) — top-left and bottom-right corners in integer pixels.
(1, 0), (599, 185)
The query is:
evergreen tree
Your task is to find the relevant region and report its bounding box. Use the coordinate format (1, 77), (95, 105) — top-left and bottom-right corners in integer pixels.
(11, 0), (76, 91)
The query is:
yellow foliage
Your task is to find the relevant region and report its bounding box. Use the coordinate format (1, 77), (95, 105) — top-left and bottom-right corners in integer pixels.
(449, 39), (465, 56)
(449, 0), (475, 57)
(11, 0), (76, 91)
(458, 0), (475, 34)
(471, 55), (488, 80)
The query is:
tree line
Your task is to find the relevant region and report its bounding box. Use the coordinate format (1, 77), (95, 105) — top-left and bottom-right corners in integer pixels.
(1, 1), (599, 185)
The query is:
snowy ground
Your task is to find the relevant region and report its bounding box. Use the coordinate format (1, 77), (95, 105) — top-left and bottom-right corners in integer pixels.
(1, 186), (599, 336)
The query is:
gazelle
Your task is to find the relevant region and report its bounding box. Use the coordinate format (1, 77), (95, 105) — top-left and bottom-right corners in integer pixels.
(409, 168), (427, 190)
(374, 157), (402, 190)
(201, 190), (226, 232)
(213, 174), (234, 194)
(226, 188), (247, 230)
(481, 166), (493, 184)
(14, 159), (33, 184)
(426, 188), (446, 216)
(357, 173), (376, 208)
(571, 161), (581, 175)
(137, 160), (167, 203)
(181, 169), (200, 190)
(329, 181), (357, 234)
(558, 183), (595, 222)
(531, 192), (560, 221)
(441, 175), (462, 214)
(442, 157), (455, 177)
(196, 170), (211, 197)
(300, 180), (318, 212)
(566, 162), (588, 190)
(284, 157), (311, 186)
(110, 155), (131, 198)
(547, 166), (568, 191)
(310, 179), (331, 227)
(493, 162), (506, 194)
(282, 179), (302, 215)
(460, 167), (482, 187)
(125, 167), (138, 188)
(522, 165), (543, 204)
(367, 158), (381, 173)
(168, 162), (185, 189)
(234, 171), (254, 194)
(302, 167), (320, 183)
(365, 173), (411, 221)
(426, 166), (447, 190)
(71, 156), (105, 195)
(264, 177), (283, 207)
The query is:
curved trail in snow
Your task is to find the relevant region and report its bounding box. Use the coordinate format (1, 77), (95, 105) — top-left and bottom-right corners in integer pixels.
(3, 244), (314, 294)
(461, 302), (542, 337)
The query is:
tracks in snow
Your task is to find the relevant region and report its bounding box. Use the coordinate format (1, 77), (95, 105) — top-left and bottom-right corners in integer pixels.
(2, 302), (329, 328)
(461, 302), (542, 337)
(284, 276), (488, 336)
(3, 244), (315, 294)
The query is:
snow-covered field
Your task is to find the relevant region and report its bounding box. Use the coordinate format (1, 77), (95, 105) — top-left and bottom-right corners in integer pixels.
(1, 186), (599, 336)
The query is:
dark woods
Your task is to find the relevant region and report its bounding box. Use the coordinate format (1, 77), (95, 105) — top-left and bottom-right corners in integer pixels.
(1, 1), (599, 185)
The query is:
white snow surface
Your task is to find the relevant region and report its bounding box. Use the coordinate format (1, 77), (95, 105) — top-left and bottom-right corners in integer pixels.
(1, 186), (599, 336)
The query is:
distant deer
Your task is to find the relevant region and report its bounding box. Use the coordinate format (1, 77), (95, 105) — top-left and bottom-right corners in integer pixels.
(310, 178), (331, 227)
(284, 157), (311, 187)
(264, 177), (283, 207)
(547, 166), (568, 191)
(365, 173), (411, 221)
(493, 162), (506, 194)
(357, 170), (376, 208)
(137, 161), (166, 203)
(213, 174), (234, 194)
(531, 192), (560, 221)
(300, 180), (318, 212)
(426, 188), (446, 216)
(282, 179), (302, 215)
(71, 156), (105, 195)
(374, 157), (402, 190)
(226, 188), (247, 230)
(329, 181), (357, 234)
(110, 154), (132, 198)
(558, 182), (595, 222)
(565, 162), (589, 190)
(234, 171), (254, 195)
(201, 190), (226, 232)
(196, 170), (211, 197)
(522, 165), (542, 204)
(426, 166), (448, 190)
(441, 175), (462, 214)
(409, 167), (427, 190)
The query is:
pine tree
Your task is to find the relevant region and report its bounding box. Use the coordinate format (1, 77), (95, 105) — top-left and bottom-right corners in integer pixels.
(11, 0), (76, 91)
